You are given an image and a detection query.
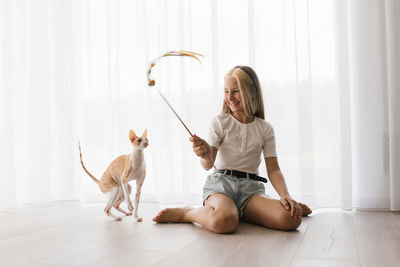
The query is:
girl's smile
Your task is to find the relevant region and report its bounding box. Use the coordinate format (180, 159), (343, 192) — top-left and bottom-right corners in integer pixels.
(224, 76), (243, 112)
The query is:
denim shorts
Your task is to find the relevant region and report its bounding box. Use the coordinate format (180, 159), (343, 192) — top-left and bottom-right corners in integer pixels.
(202, 170), (267, 218)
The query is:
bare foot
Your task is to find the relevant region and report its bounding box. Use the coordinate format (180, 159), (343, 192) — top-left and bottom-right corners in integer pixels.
(152, 207), (192, 223)
(299, 202), (312, 216)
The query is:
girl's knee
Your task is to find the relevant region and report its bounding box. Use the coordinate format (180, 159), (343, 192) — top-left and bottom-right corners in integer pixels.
(210, 211), (239, 234)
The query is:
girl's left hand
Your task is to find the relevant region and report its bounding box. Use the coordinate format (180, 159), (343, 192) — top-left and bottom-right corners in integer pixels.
(280, 195), (302, 219)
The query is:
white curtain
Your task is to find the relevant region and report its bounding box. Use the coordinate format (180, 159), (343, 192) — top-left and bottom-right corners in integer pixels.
(1, 0), (77, 207)
(336, 0), (400, 210)
(1, 0), (399, 211)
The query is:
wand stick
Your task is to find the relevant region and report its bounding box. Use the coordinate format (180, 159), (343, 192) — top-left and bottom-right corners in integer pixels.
(157, 90), (216, 169)
(147, 50), (215, 169)
(157, 90), (193, 137)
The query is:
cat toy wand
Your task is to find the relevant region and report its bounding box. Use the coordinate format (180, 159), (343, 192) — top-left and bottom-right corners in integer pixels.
(147, 50), (215, 169)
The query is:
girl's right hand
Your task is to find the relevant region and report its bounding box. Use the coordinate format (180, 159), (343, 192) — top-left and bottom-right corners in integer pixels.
(189, 134), (210, 159)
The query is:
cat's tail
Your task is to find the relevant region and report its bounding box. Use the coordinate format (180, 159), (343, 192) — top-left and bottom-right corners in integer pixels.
(78, 141), (100, 185)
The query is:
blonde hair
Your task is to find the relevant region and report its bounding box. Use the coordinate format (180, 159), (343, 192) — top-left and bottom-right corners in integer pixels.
(222, 65), (265, 119)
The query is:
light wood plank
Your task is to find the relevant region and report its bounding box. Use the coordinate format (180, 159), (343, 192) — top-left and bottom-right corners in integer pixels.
(355, 225), (400, 267)
(0, 202), (399, 267)
(293, 211), (360, 263)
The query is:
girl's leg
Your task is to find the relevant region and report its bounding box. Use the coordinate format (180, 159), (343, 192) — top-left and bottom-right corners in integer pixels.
(152, 193), (239, 234)
(242, 195), (302, 231)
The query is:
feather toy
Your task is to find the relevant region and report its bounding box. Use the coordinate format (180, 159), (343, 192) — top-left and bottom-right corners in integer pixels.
(147, 50), (204, 137)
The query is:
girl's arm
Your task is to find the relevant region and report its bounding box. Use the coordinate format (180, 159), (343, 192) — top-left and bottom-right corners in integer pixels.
(200, 146), (217, 170)
(265, 157), (301, 218)
(190, 135), (218, 171)
(265, 157), (289, 196)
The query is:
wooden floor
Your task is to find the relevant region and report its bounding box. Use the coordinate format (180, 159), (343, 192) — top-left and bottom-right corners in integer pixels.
(1, 201), (399, 267)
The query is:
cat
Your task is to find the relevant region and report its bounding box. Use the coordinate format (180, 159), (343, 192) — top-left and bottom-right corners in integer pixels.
(78, 129), (148, 222)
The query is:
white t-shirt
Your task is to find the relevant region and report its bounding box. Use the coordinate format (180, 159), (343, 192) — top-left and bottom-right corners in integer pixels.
(207, 113), (277, 174)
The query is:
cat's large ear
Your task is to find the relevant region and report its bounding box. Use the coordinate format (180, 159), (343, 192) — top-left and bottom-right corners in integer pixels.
(142, 129), (147, 138)
(129, 130), (137, 142)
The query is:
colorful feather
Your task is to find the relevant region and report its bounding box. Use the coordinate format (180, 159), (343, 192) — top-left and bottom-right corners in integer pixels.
(147, 50), (203, 87)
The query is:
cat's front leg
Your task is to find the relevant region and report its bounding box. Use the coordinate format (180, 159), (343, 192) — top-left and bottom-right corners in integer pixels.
(134, 181), (144, 222)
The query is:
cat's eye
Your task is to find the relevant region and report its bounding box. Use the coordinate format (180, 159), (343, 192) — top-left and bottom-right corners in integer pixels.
(138, 139), (142, 143)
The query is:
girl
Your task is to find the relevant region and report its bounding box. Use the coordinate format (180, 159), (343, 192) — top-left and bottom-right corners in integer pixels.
(153, 65), (311, 233)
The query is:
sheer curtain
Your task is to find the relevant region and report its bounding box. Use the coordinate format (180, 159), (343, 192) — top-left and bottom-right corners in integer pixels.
(0, 0), (77, 207)
(336, 0), (400, 210)
(1, 0), (399, 211)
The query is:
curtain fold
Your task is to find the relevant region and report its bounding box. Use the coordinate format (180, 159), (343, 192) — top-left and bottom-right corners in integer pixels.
(336, 0), (400, 210)
(1, 0), (399, 210)
(385, 0), (400, 211)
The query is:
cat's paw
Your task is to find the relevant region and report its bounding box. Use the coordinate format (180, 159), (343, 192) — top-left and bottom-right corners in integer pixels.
(126, 212), (133, 216)
(134, 216), (142, 222)
(115, 217), (123, 221)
